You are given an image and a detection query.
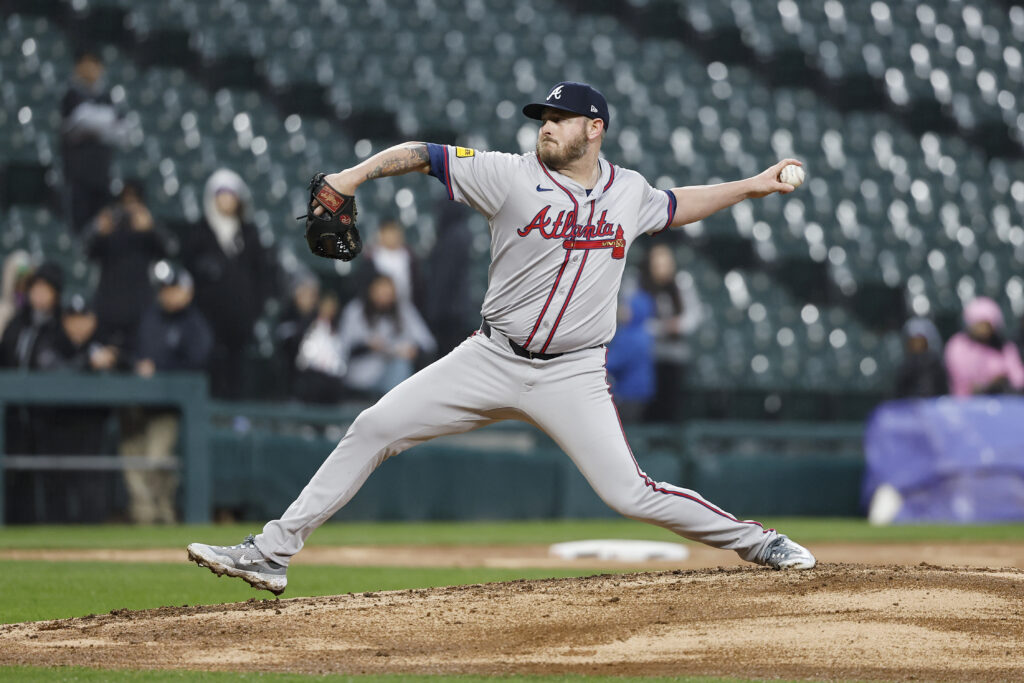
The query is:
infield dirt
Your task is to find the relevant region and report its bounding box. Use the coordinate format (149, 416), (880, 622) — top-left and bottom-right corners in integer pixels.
(2, 564), (1022, 681)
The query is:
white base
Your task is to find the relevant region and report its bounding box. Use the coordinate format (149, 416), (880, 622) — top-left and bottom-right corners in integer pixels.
(549, 539), (690, 562)
(868, 483), (904, 526)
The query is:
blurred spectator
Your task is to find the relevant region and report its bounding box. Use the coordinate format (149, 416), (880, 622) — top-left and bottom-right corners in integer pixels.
(57, 293), (123, 373)
(894, 318), (948, 399)
(34, 294), (120, 523)
(120, 263), (212, 524)
(366, 219), (420, 306)
(639, 245), (702, 422)
(422, 202), (476, 357)
(0, 262), (65, 371)
(86, 179), (171, 353)
(292, 292), (347, 404)
(606, 290), (657, 423)
(339, 273), (436, 397)
(181, 168), (277, 398)
(0, 249), (32, 336)
(944, 297), (1024, 397)
(61, 48), (122, 233)
(1017, 314), (1024, 363)
(134, 263), (213, 377)
(1, 264), (66, 516)
(275, 268), (321, 397)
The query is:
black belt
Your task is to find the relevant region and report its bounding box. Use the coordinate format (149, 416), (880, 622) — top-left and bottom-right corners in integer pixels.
(480, 320), (564, 360)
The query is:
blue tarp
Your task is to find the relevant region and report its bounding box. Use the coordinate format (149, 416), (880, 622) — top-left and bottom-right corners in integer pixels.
(863, 397), (1024, 523)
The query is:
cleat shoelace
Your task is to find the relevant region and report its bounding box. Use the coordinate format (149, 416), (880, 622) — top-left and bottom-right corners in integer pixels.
(232, 534), (258, 550)
(765, 536), (801, 563)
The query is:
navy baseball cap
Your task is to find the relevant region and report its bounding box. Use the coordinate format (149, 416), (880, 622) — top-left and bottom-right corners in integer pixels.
(151, 260), (194, 290)
(64, 292), (94, 315)
(523, 81), (610, 130)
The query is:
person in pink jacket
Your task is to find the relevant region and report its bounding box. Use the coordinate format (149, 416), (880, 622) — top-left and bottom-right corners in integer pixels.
(944, 297), (1024, 396)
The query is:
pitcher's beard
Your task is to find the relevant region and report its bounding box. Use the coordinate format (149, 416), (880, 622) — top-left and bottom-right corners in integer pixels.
(536, 129), (588, 170)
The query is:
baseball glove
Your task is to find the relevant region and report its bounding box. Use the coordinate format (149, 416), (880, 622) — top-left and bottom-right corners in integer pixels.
(299, 173), (362, 261)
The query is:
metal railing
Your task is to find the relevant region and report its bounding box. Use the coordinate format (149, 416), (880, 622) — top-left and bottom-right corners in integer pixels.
(0, 371), (209, 525)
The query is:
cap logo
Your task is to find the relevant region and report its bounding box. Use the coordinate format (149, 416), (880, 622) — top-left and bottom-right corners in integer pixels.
(547, 85), (564, 100)
(590, 105), (598, 113)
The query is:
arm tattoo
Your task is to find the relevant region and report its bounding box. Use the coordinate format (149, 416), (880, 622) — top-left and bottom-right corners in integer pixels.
(365, 142), (430, 180)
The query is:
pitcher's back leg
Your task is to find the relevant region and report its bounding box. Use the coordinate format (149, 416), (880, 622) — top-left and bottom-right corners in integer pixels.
(256, 335), (518, 565)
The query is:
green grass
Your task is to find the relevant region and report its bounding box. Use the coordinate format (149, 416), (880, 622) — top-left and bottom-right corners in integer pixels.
(0, 562), (610, 625)
(0, 668), (827, 683)
(1, 518), (1022, 551)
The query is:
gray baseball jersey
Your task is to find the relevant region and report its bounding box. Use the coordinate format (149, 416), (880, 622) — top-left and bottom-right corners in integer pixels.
(253, 144), (781, 570)
(428, 145), (675, 354)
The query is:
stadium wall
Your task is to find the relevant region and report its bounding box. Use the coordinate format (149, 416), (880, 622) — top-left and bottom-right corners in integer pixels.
(0, 371), (866, 523)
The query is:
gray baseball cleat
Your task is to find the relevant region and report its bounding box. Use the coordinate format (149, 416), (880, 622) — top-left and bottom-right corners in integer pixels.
(187, 535), (288, 595)
(757, 534), (817, 570)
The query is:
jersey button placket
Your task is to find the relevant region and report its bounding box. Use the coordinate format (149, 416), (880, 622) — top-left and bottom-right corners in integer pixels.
(522, 357), (537, 389)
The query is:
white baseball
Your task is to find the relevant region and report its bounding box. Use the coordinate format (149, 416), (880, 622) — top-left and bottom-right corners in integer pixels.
(779, 163), (805, 188)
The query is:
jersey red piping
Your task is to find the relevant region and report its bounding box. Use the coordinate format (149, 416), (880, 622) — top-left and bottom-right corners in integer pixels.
(601, 349), (772, 534)
(539, 201), (596, 352)
(602, 162), (616, 192)
(442, 147), (454, 200)
(536, 158), (580, 208)
(525, 158), (583, 352)
(523, 250), (571, 350)
(540, 250), (588, 353)
(650, 189), (677, 235)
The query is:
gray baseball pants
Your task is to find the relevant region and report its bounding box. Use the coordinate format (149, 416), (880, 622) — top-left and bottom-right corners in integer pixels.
(255, 331), (778, 565)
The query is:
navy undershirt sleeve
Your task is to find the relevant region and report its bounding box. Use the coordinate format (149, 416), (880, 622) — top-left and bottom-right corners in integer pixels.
(426, 143), (447, 184)
(664, 189), (677, 227)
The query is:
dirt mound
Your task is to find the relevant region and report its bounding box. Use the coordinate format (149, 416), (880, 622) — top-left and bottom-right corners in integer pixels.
(2, 564), (1022, 681)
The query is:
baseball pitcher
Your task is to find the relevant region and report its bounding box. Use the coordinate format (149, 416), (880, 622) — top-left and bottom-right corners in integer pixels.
(188, 82), (815, 595)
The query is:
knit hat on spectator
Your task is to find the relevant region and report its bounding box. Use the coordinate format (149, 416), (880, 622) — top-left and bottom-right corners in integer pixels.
(963, 297), (1005, 330)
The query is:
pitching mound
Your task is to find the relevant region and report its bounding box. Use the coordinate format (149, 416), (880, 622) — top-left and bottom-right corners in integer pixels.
(2, 564), (1022, 681)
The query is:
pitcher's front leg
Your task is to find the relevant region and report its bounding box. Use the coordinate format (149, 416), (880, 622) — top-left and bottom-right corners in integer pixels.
(525, 352), (789, 565)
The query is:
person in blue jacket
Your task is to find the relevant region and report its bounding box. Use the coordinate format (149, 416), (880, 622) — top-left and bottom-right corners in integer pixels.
(606, 289), (656, 423)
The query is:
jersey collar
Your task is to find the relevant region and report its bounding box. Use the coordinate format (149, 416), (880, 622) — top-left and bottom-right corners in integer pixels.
(537, 157), (615, 202)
